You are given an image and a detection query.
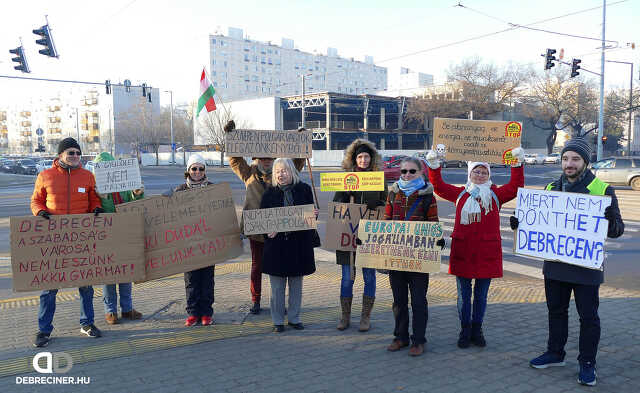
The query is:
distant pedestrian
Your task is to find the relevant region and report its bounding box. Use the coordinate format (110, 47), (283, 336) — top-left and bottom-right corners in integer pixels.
(31, 137), (105, 347)
(260, 158), (317, 333)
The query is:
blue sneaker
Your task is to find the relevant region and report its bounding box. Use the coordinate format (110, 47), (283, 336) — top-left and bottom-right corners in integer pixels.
(578, 362), (597, 386)
(530, 352), (566, 369)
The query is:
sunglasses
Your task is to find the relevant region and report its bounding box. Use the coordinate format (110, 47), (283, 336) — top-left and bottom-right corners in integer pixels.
(190, 167), (205, 172)
(66, 151), (81, 156)
(400, 169), (418, 174)
(471, 170), (489, 176)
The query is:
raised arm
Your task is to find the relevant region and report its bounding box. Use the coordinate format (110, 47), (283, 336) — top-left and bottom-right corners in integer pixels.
(494, 165), (524, 205)
(427, 167), (465, 203)
(229, 156), (253, 183)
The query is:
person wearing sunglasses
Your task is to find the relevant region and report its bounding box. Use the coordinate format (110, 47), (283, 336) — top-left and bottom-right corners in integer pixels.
(426, 145), (524, 349)
(31, 137), (105, 347)
(333, 139), (387, 332)
(165, 154), (216, 327)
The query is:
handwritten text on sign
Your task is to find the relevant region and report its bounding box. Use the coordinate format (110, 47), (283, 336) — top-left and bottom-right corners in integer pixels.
(225, 129), (312, 158)
(116, 183), (243, 281)
(243, 204), (317, 235)
(356, 219), (443, 273)
(10, 213), (145, 292)
(325, 202), (385, 252)
(514, 188), (611, 269)
(93, 158), (142, 194)
(320, 172), (385, 192)
(433, 118), (522, 165)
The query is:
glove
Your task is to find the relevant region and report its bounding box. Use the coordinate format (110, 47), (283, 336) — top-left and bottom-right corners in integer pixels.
(604, 206), (616, 221)
(436, 238), (445, 250)
(93, 207), (105, 217)
(162, 188), (174, 197)
(37, 210), (51, 220)
(509, 216), (519, 230)
(511, 147), (524, 167)
(425, 150), (441, 170)
(355, 237), (362, 245)
(366, 200), (384, 211)
(223, 120), (235, 132)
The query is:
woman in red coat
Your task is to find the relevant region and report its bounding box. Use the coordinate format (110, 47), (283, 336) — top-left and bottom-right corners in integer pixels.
(426, 147), (524, 348)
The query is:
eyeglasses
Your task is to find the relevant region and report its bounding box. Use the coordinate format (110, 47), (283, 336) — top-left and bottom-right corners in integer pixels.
(66, 151), (81, 156)
(190, 167), (205, 172)
(471, 170), (489, 176)
(400, 169), (418, 174)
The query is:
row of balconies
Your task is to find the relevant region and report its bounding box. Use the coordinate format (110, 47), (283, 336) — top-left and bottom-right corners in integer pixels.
(48, 106), (61, 112)
(20, 111), (31, 118)
(21, 121), (31, 127)
(83, 97), (98, 106)
(48, 117), (61, 123)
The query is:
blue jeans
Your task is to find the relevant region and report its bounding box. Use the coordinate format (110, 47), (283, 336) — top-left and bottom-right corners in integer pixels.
(456, 277), (492, 325)
(340, 264), (376, 298)
(38, 286), (95, 334)
(103, 283), (133, 314)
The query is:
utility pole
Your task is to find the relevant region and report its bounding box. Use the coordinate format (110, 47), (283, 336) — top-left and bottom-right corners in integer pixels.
(165, 90), (175, 164)
(301, 75), (306, 128)
(597, 0), (606, 161)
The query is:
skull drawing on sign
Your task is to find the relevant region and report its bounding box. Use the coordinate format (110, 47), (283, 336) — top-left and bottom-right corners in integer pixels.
(435, 144), (446, 158)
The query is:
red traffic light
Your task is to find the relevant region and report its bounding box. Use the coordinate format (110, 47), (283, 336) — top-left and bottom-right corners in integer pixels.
(602, 136), (608, 142)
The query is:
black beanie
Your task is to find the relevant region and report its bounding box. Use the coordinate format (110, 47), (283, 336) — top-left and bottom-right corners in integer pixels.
(58, 137), (82, 155)
(353, 144), (373, 161)
(561, 137), (592, 165)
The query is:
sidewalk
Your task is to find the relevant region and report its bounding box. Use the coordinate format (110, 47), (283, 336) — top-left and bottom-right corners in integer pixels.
(0, 248), (638, 392)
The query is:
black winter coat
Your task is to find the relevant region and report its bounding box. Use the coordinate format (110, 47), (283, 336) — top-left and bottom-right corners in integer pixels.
(260, 182), (316, 277)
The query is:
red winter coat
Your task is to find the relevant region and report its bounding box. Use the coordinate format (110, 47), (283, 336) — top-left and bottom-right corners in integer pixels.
(428, 166), (524, 279)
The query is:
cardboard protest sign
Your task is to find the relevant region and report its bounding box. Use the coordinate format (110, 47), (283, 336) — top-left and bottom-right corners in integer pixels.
(10, 213), (145, 292)
(356, 219), (442, 273)
(320, 172), (385, 192)
(513, 188), (612, 270)
(432, 118), (522, 164)
(93, 158), (142, 194)
(225, 129), (312, 158)
(243, 204), (316, 235)
(325, 202), (385, 251)
(116, 183), (243, 281)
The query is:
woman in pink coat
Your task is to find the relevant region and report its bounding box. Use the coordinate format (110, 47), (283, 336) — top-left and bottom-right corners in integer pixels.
(426, 147), (524, 348)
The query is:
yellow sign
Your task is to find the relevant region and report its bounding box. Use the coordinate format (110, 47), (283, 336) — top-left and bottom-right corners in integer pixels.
(320, 172), (385, 192)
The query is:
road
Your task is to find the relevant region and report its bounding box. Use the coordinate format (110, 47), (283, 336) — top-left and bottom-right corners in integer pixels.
(1, 163), (638, 294)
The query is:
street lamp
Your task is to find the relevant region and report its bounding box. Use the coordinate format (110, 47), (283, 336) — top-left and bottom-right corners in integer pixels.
(605, 60), (634, 156)
(163, 90), (175, 164)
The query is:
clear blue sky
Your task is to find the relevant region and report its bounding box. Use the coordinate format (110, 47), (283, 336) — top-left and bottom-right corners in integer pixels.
(1, 0), (638, 107)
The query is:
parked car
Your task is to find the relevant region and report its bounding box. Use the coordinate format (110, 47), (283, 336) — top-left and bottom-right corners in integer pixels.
(591, 156), (640, 191)
(84, 160), (95, 172)
(412, 152), (466, 168)
(544, 153), (561, 164)
(15, 159), (37, 175)
(36, 159), (54, 174)
(0, 160), (15, 173)
(524, 153), (545, 165)
(382, 155), (408, 168)
(383, 157), (429, 182)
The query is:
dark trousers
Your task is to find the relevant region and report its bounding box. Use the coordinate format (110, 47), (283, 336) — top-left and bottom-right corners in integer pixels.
(249, 240), (264, 303)
(184, 266), (215, 317)
(545, 278), (600, 364)
(389, 271), (429, 345)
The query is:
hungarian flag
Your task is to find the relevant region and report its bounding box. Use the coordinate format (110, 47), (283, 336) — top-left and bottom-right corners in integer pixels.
(197, 68), (216, 114)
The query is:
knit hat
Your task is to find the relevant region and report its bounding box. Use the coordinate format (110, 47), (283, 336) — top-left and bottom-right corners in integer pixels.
(467, 162), (491, 181)
(186, 153), (207, 170)
(353, 144), (373, 161)
(57, 137), (81, 155)
(561, 137), (592, 165)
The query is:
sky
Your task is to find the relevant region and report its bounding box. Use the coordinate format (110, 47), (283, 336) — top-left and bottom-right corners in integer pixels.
(1, 0), (638, 108)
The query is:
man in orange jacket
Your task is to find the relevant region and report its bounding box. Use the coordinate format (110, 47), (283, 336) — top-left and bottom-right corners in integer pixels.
(31, 137), (104, 347)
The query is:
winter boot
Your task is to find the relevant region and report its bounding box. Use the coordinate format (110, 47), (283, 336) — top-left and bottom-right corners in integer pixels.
(359, 295), (375, 332)
(471, 322), (486, 347)
(457, 324), (471, 348)
(337, 297), (352, 331)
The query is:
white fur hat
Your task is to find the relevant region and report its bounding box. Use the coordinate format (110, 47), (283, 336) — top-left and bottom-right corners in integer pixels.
(186, 153), (207, 170)
(467, 162), (491, 180)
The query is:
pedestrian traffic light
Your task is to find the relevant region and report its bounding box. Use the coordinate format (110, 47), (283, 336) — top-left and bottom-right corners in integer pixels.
(544, 49), (556, 70)
(571, 59), (581, 78)
(147, 91), (152, 103)
(141, 83), (147, 97)
(105, 80), (111, 94)
(32, 24), (58, 58)
(9, 46), (30, 73)
(602, 135), (608, 142)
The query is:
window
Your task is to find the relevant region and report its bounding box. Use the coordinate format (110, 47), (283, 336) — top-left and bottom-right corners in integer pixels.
(592, 158), (614, 169)
(244, 54), (249, 61)
(633, 159), (640, 167)
(244, 65), (249, 71)
(615, 159), (631, 168)
(212, 39), (216, 45)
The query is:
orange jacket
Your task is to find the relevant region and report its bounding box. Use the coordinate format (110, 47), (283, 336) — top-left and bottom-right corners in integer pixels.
(31, 158), (102, 216)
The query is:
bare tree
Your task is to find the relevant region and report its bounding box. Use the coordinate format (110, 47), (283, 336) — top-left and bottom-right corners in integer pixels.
(195, 105), (251, 167)
(117, 96), (164, 163)
(157, 106), (194, 149)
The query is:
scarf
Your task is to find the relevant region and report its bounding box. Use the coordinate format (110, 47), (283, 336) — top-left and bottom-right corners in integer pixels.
(561, 167), (588, 192)
(459, 180), (494, 225)
(397, 176), (425, 197)
(186, 175), (209, 189)
(58, 160), (78, 170)
(278, 183), (295, 206)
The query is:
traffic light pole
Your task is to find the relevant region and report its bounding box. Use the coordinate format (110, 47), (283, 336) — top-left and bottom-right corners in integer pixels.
(597, 0), (606, 161)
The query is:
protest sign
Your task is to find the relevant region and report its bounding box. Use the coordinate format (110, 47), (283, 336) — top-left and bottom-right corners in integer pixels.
(243, 204), (316, 235)
(513, 188), (611, 270)
(116, 183), (243, 281)
(325, 202), (385, 251)
(320, 172), (385, 192)
(225, 129), (312, 158)
(93, 158), (142, 194)
(10, 213), (145, 292)
(356, 219), (442, 273)
(432, 118), (522, 164)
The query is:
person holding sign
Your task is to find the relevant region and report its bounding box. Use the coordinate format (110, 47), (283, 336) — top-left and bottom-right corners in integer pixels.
(426, 146), (524, 349)
(519, 138), (624, 386)
(383, 157), (442, 357)
(333, 139), (387, 332)
(167, 154), (217, 327)
(30, 137), (105, 347)
(260, 158), (317, 333)
(225, 121), (306, 315)
(92, 152), (145, 325)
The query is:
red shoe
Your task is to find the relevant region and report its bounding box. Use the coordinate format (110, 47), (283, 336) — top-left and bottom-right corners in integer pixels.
(201, 316), (213, 326)
(185, 316), (198, 327)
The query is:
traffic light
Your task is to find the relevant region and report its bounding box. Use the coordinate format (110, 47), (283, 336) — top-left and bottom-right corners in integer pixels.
(105, 80), (111, 94)
(32, 24), (58, 58)
(35, 145), (45, 152)
(544, 48), (557, 70)
(571, 58), (581, 78)
(141, 83), (147, 97)
(9, 46), (30, 73)
(602, 135), (608, 142)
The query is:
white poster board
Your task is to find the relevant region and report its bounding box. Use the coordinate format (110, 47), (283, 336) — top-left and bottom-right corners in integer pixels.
(514, 188), (611, 270)
(93, 158), (142, 194)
